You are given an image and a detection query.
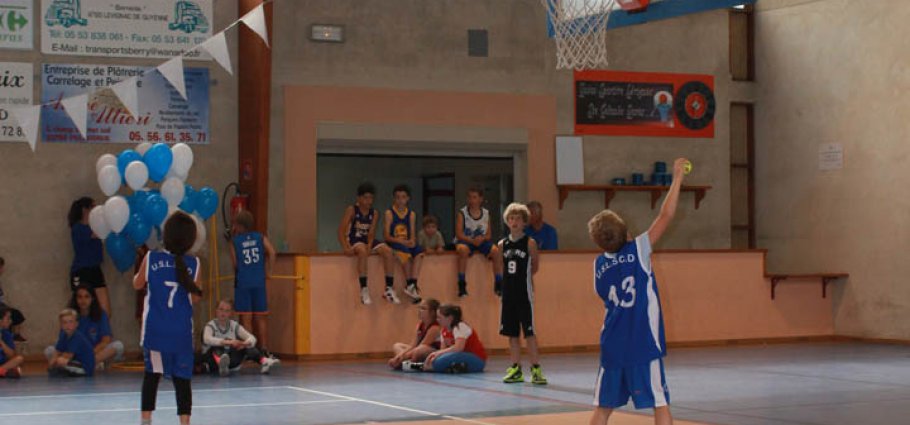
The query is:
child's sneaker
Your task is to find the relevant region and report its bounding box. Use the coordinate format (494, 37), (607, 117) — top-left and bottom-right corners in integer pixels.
(260, 357), (280, 374)
(218, 353), (230, 377)
(502, 364), (523, 383)
(383, 287), (401, 304)
(403, 283), (421, 303)
(530, 365), (548, 385)
(457, 281), (468, 298)
(360, 287), (372, 305)
(3, 367), (21, 379)
(401, 360), (422, 372)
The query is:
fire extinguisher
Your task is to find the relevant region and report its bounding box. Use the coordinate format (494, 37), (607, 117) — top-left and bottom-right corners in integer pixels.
(222, 182), (249, 240)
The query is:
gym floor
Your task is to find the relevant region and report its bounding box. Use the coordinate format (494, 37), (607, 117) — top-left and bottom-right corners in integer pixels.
(2, 342), (909, 425)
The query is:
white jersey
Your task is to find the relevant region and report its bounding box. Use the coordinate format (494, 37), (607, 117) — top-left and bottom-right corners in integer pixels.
(459, 206), (490, 239)
(201, 319), (256, 352)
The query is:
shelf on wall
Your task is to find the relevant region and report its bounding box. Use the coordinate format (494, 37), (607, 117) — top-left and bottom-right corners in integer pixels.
(557, 185), (712, 210)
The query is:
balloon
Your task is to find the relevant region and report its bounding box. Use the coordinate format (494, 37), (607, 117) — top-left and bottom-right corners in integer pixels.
(145, 227), (161, 250)
(88, 205), (111, 239)
(125, 161), (149, 191)
(105, 232), (134, 273)
(143, 194), (168, 226)
(190, 214), (207, 254)
(95, 154), (117, 174)
(97, 165), (120, 197)
(117, 149), (142, 182)
(171, 143), (194, 177)
(103, 196), (130, 233)
(195, 186), (219, 220)
(165, 166), (187, 182)
(161, 177), (185, 208)
(135, 142), (152, 156)
(179, 184), (196, 213)
(132, 190), (150, 213)
(144, 143), (173, 183)
(126, 213), (151, 246)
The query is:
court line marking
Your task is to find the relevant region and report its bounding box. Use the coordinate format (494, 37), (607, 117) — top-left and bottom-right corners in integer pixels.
(0, 385), (292, 400)
(286, 385), (498, 425)
(0, 399), (355, 417)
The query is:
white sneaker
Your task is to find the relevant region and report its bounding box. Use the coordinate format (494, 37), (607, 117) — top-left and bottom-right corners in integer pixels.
(383, 287), (401, 304)
(260, 357), (280, 374)
(360, 287), (372, 305)
(218, 353), (230, 376)
(403, 283), (421, 302)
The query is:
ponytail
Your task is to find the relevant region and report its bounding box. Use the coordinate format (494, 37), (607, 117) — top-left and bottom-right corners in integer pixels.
(163, 212), (203, 296)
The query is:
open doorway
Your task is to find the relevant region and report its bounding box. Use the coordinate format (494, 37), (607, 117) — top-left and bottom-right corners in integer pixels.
(316, 154), (515, 252)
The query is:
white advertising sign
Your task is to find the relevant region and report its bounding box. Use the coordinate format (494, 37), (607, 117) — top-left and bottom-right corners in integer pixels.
(0, 0), (34, 50)
(41, 0), (212, 59)
(0, 62), (34, 143)
(819, 143), (844, 171)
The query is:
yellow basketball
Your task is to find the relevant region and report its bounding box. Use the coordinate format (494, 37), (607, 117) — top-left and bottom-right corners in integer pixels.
(683, 161), (692, 175)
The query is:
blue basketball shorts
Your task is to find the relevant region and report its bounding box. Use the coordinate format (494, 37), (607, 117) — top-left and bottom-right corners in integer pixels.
(593, 358), (670, 409)
(455, 239), (494, 256)
(145, 349), (194, 380)
(234, 285), (268, 314)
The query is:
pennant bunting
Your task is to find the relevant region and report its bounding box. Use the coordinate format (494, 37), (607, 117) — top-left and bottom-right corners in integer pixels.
(157, 57), (187, 100)
(61, 94), (89, 140)
(241, 4), (269, 47)
(10, 105), (41, 152)
(198, 32), (233, 75)
(111, 77), (140, 119)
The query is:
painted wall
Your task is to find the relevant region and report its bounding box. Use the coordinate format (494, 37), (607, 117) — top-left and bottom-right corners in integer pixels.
(269, 0), (737, 253)
(267, 251), (833, 357)
(0, 4), (240, 351)
(754, 0), (910, 338)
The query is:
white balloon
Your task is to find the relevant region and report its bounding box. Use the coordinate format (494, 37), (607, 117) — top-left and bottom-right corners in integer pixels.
(95, 154), (117, 174)
(161, 177), (185, 208)
(190, 214), (207, 254)
(103, 196), (130, 233)
(125, 161), (149, 191)
(171, 143), (194, 176)
(165, 166), (188, 182)
(145, 227), (160, 250)
(88, 205), (111, 239)
(97, 165), (121, 197)
(136, 142), (152, 156)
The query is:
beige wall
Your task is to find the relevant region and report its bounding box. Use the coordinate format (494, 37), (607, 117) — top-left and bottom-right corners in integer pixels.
(269, 0), (737, 252)
(754, 0), (910, 338)
(0, 3), (239, 351)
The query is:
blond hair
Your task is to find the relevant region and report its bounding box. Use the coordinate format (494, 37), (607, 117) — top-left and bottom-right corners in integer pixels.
(502, 202), (530, 223)
(588, 210), (628, 253)
(58, 308), (78, 321)
(234, 210), (254, 232)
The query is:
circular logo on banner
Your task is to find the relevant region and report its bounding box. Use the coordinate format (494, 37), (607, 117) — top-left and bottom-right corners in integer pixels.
(673, 81), (716, 130)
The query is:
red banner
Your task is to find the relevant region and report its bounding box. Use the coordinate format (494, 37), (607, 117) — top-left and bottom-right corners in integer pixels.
(574, 70), (715, 138)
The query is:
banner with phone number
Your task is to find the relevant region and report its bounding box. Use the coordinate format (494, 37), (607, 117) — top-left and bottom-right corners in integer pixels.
(0, 62), (33, 143)
(41, 63), (209, 144)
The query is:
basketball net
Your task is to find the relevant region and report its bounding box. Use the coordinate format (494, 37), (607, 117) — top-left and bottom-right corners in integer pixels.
(542, 0), (616, 70)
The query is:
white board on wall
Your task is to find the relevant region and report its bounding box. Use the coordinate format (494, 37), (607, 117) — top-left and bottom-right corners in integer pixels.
(0, 1), (34, 50)
(819, 143), (843, 171)
(556, 135), (584, 185)
(0, 62), (34, 143)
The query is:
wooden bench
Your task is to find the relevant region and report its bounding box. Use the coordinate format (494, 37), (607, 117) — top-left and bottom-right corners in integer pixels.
(765, 273), (849, 300)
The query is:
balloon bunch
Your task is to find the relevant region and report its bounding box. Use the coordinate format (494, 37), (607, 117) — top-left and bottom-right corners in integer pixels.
(90, 142), (218, 272)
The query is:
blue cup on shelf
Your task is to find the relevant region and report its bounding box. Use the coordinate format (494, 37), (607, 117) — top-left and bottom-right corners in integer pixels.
(611, 178), (626, 185)
(651, 173), (664, 186)
(666, 174), (673, 185)
(654, 161), (667, 173)
(631, 173), (645, 185)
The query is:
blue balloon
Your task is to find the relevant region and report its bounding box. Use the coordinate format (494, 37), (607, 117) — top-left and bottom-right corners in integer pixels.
(195, 187), (219, 220)
(106, 232), (134, 273)
(179, 184), (197, 213)
(133, 190), (150, 213)
(126, 213), (151, 246)
(143, 143), (173, 183)
(117, 150), (142, 183)
(144, 194), (168, 226)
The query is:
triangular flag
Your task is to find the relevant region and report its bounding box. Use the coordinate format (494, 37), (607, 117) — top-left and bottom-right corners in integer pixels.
(198, 32), (233, 75)
(111, 77), (140, 119)
(241, 4), (269, 47)
(158, 57), (187, 100)
(61, 94), (89, 140)
(10, 105), (41, 152)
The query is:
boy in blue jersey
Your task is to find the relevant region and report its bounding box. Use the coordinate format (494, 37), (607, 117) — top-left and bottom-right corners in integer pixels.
(134, 212), (203, 425)
(338, 182), (396, 305)
(0, 306), (24, 378)
(384, 184), (423, 304)
(587, 158), (688, 425)
(45, 308), (95, 377)
(229, 210), (277, 356)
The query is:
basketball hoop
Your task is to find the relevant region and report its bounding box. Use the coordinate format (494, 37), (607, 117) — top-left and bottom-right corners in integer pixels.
(542, 0), (616, 70)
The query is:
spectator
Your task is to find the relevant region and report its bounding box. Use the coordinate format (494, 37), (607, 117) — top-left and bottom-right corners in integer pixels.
(0, 257), (26, 342)
(524, 201), (559, 250)
(417, 215), (446, 255)
(68, 197), (111, 315)
(68, 286), (124, 369)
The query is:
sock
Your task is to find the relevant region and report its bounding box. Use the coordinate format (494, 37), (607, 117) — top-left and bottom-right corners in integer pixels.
(385, 275), (394, 288)
(532, 363), (540, 369)
(495, 274), (503, 283)
(407, 278), (416, 287)
(358, 276), (367, 288)
(141, 419), (152, 425)
(458, 273), (465, 283)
